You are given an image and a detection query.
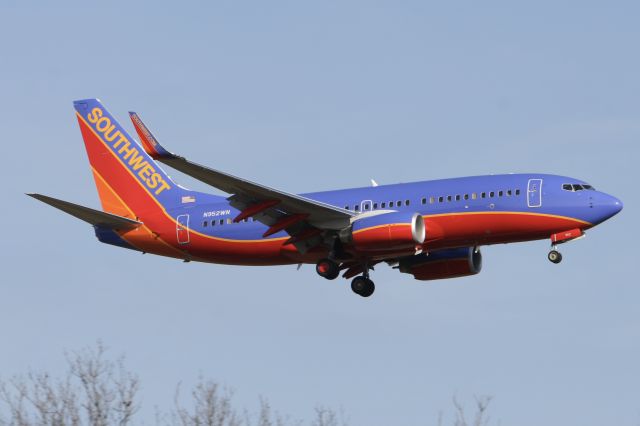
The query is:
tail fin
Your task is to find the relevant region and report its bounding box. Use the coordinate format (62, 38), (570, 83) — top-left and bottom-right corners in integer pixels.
(74, 99), (185, 219)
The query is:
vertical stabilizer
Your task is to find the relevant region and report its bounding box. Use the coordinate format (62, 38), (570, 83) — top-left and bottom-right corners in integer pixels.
(74, 99), (186, 219)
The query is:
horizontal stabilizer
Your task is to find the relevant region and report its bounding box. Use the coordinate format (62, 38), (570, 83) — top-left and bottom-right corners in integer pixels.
(27, 193), (142, 230)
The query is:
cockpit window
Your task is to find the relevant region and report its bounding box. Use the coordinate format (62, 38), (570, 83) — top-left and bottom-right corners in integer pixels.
(562, 183), (596, 192)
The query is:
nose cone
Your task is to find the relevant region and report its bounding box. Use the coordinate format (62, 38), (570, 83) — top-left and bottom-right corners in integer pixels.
(596, 193), (623, 222)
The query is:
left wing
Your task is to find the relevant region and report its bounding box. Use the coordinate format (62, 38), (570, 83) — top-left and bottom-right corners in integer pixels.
(128, 112), (354, 251)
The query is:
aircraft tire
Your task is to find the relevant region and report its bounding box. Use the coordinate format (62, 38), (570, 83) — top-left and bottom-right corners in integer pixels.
(548, 250), (562, 264)
(351, 276), (375, 297)
(316, 258), (340, 280)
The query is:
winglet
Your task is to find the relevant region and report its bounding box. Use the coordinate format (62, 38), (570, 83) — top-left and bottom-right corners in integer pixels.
(128, 111), (174, 159)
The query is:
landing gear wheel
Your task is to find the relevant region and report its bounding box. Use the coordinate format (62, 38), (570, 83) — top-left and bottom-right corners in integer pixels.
(351, 276), (375, 297)
(316, 258), (340, 280)
(548, 250), (562, 264)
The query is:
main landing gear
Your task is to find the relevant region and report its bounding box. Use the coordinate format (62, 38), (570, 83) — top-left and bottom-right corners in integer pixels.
(315, 258), (340, 280)
(314, 258), (375, 297)
(351, 275), (375, 298)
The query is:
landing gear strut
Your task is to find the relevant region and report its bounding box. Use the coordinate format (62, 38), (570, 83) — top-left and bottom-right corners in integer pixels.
(548, 249), (562, 264)
(547, 229), (584, 264)
(316, 258), (340, 280)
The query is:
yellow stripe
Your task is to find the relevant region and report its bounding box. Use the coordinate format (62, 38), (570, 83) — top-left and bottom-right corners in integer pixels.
(352, 211), (591, 236)
(352, 223), (409, 235)
(425, 210), (592, 226)
(80, 112), (591, 247)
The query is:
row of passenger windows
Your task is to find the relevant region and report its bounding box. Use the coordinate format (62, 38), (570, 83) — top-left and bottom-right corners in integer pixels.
(203, 217), (255, 227)
(344, 189), (522, 211)
(202, 187), (525, 225)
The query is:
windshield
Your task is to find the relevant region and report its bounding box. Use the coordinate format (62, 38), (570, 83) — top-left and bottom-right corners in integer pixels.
(562, 183), (596, 192)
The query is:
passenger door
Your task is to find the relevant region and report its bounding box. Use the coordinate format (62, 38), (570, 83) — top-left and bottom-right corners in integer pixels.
(527, 179), (543, 208)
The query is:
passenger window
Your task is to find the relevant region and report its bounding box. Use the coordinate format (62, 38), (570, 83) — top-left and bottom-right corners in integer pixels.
(498, 191), (503, 197)
(373, 203), (378, 209)
(381, 202), (386, 208)
(429, 196), (435, 204)
(481, 192), (486, 198)
(489, 192), (495, 197)
(227, 218), (233, 224)
(507, 190), (512, 196)
(397, 200), (402, 206)
(515, 189), (521, 195)
(212, 220), (216, 226)
(455, 195), (461, 201)
(471, 193), (477, 200)
(355, 205), (360, 212)
(447, 196), (452, 202)
(421, 197), (426, 205)
(389, 201), (394, 207)
(405, 200), (410, 206)
(439, 196), (444, 203)
(219, 219), (224, 225)
(464, 194), (469, 200)
(364, 204), (370, 210)
(344, 206), (349, 210)
(203, 221), (208, 227)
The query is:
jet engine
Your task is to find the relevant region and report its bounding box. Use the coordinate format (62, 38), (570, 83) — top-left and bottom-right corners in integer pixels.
(398, 247), (482, 280)
(343, 212), (426, 251)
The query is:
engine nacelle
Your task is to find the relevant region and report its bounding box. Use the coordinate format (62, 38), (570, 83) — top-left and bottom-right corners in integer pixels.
(345, 212), (426, 251)
(399, 247), (482, 281)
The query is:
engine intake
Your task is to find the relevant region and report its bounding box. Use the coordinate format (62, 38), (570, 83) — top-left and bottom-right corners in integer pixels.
(399, 247), (482, 281)
(345, 212), (425, 251)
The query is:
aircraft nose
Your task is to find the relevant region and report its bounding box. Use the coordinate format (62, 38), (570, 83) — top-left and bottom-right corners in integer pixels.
(596, 193), (623, 222)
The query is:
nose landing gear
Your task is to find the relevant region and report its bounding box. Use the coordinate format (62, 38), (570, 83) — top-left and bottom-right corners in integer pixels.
(548, 248), (562, 264)
(547, 229), (584, 264)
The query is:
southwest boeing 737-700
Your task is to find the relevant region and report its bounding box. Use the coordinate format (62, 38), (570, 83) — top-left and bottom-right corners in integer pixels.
(29, 99), (623, 297)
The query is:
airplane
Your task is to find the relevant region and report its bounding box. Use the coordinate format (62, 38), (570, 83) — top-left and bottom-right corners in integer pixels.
(28, 99), (623, 297)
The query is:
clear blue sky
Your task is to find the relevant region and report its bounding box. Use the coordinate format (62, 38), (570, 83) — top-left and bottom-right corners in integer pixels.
(1, 1), (638, 425)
